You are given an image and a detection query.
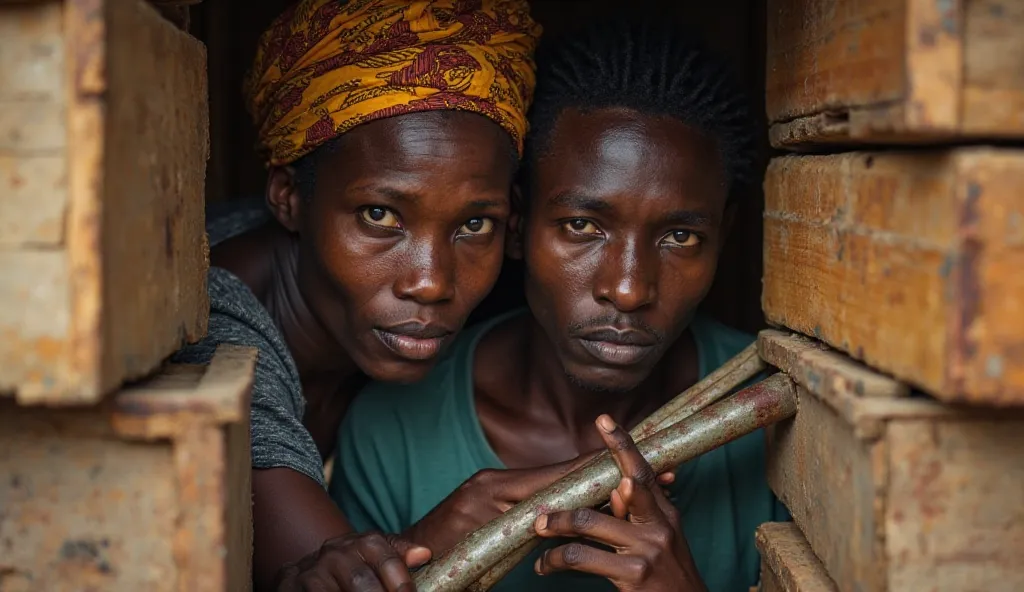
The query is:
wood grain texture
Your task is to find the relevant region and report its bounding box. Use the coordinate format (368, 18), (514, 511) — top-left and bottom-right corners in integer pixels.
(758, 330), (909, 400)
(766, 0), (1024, 148)
(0, 0), (209, 405)
(0, 345), (255, 592)
(763, 332), (1024, 592)
(763, 149), (1024, 405)
(755, 523), (838, 592)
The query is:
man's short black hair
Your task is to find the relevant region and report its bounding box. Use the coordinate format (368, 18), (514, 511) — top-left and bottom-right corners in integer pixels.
(522, 19), (757, 197)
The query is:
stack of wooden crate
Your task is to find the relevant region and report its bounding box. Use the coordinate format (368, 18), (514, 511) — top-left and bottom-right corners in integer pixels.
(755, 1), (1024, 591)
(0, 1), (254, 590)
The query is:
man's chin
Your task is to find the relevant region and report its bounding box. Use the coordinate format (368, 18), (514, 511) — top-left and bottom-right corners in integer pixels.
(565, 367), (647, 395)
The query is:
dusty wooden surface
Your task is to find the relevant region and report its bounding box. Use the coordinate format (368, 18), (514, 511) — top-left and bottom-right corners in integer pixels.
(761, 331), (1024, 592)
(762, 149), (1024, 405)
(766, 0), (1024, 148)
(0, 345), (255, 592)
(0, 0), (210, 405)
(755, 522), (837, 592)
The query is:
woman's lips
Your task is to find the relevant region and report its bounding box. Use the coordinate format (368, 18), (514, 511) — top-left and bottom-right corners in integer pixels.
(373, 324), (452, 362)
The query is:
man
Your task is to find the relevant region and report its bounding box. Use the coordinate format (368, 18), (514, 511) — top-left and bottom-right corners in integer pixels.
(171, 1), (543, 588)
(329, 20), (787, 591)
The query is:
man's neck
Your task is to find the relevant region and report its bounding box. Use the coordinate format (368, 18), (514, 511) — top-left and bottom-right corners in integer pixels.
(473, 314), (699, 468)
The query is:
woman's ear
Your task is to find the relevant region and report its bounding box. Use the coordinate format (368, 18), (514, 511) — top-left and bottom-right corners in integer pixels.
(506, 184), (526, 260)
(266, 166), (304, 232)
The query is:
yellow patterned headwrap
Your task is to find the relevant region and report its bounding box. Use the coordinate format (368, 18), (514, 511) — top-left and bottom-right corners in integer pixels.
(244, 0), (541, 166)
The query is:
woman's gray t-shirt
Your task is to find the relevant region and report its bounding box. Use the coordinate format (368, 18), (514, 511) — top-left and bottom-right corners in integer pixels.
(172, 199), (325, 487)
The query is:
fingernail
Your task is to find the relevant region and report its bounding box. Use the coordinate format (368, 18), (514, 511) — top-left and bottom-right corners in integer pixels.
(534, 514), (548, 532)
(534, 557), (543, 575)
(597, 414), (615, 433)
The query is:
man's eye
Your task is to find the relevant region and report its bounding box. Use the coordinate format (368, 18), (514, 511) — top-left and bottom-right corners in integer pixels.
(460, 218), (494, 235)
(564, 219), (600, 234)
(360, 207), (401, 229)
(662, 230), (701, 247)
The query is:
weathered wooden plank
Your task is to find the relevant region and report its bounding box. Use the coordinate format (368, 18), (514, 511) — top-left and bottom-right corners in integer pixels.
(758, 330), (909, 400)
(766, 0), (1024, 148)
(762, 332), (1024, 591)
(0, 345), (255, 592)
(0, 0), (209, 405)
(767, 384), (885, 589)
(0, 154), (68, 246)
(755, 522), (838, 592)
(763, 149), (1024, 405)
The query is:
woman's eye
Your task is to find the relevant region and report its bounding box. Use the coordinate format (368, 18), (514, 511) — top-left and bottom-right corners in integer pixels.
(459, 217), (494, 235)
(360, 206), (401, 229)
(663, 230), (701, 247)
(564, 219), (600, 234)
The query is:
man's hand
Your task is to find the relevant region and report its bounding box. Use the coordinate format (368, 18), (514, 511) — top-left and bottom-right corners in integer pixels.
(532, 415), (706, 592)
(404, 451), (676, 557)
(275, 532), (430, 592)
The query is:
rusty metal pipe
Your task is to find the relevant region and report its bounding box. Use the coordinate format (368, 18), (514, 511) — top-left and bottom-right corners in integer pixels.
(466, 344), (766, 591)
(414, 373), (796, 592)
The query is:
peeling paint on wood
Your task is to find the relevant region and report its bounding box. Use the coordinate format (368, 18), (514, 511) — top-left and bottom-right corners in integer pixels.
(763, 149), (1024, 405)
(767, 0), (1024, 148)
(0, 0), (210, 405)
(756, 522), (838, 592)
(764, 335), (1024, 591)
(0, 345), (255, 592)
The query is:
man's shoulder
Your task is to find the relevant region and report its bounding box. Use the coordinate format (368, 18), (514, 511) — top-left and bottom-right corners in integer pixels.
(691, 314), (755, 366)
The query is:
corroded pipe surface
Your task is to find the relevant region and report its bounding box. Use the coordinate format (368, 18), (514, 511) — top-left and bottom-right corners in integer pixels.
(415, 373), (797, 592)
(466, 344), (766, 591)
(633, 342), (766, 438)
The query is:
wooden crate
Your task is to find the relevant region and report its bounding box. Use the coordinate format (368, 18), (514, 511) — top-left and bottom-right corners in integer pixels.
(762, 149), (1024, 406)
(149, 0), (205, 30)
(766, 0), (1024, 148)
(0, 0), (210, 405)
(760, 331), (1024, 592)
(756, 522), (837, 592)
(0, 345), (255, 592)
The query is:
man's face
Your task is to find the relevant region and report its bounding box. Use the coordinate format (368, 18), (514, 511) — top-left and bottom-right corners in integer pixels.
(520, 107), (732, 392)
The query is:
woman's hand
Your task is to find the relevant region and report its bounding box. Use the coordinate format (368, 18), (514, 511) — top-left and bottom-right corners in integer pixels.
(403, 453), (599, 556)
(532, 415), (706, 592)
(275, 531), (428, 592)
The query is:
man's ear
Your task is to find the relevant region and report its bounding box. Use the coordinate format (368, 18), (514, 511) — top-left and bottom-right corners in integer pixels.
(506, 184), (526, 260)
(266, 166), (304, 233)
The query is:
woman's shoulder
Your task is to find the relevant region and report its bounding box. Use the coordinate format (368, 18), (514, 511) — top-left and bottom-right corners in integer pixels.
(175, 267), (300, 389)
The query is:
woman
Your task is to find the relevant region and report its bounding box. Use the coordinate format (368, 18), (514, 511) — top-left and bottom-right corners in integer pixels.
(173, 1), (540, 588)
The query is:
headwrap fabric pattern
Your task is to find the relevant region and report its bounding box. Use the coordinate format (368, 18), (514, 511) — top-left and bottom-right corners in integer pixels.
(245, 0), (541, 166)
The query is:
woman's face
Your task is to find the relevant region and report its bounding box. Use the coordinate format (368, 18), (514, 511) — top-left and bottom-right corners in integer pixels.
(274, 111), (515, 383)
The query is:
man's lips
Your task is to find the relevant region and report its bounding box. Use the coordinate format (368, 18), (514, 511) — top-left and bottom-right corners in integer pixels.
(373, 321), (453, 362)
(575, 327), (658, 366)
